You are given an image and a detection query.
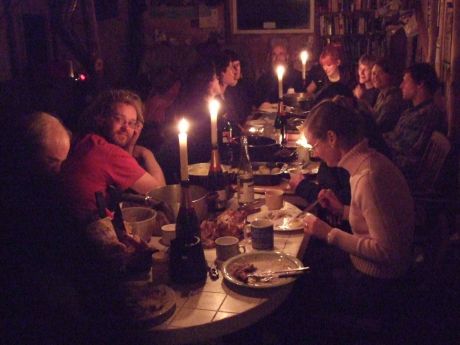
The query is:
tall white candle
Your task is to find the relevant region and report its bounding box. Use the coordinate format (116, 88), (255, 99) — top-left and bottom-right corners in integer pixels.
(276, 65), (285, 100)
(300, 50), (309, 81)
(209, 99), (220, 147)
(178, 118), (190, 181)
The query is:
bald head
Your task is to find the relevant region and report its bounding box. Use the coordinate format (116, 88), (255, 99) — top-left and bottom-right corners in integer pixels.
(25, 112), (71, 176)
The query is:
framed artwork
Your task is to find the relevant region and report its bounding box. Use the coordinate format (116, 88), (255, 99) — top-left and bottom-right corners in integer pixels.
(231, 0), (314, 34)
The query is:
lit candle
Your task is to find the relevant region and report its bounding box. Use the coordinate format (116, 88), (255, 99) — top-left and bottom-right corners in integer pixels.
(178, 118), (190, 181)
(276, 65), (285, 100)
(296, 132), (311, 164)
(209, 98), (220, 147)
(300, 50), (309, 81)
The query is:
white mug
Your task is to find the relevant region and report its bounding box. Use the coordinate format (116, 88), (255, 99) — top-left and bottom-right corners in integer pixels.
(215, 236), (245, 262)
(265, 190), (284, 210)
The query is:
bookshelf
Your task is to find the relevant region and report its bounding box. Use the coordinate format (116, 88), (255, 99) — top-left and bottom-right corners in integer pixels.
(316, 0), (387, 65)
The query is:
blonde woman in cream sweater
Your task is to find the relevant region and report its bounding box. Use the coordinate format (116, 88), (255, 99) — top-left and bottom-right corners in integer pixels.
(303, 99), (414, 287)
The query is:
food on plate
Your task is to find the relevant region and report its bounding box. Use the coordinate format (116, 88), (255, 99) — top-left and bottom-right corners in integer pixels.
(200, 209), (248, 248)
(122, 283), (175, 324)
(265, 210), (290, 221)
(228, 263), (257, 283)
(253, 164), (283, 175)
(286, 218), (303, 229)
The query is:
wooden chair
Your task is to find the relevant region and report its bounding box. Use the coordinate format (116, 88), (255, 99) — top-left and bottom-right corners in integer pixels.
(412, 131), (453, 275)
(415, 131), (451, 193)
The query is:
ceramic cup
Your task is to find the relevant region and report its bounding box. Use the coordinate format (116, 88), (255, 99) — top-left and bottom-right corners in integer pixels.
(122, 207), (157, 242)
(160, 223), (176, 246)
(251, 219), (274, 250)
(265, 190), (284, 210)
(215, 236), (246, 262)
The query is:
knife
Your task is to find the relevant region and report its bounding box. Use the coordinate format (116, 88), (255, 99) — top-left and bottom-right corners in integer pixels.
(255, 266), (310, 278)
(293, 200), (319, 219)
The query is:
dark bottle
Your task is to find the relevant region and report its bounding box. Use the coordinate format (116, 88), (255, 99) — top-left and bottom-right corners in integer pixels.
(207, 149), (227, 212)
(169, 180), (207, 285)
(274, 100), (286, 145)
(237, 136), (254, 205)
(221, 115), (233, 164)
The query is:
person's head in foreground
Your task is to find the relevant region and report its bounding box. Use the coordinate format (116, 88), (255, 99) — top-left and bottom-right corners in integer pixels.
(24, 112), (71, 176)
(304, 99), (362, 166)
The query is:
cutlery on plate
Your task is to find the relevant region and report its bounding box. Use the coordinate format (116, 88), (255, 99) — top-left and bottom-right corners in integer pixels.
(294, 200), (319, 219)
(248, 266), (310, 279)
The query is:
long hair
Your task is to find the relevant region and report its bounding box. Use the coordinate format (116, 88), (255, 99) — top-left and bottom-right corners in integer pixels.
(77, 89), (144, 135)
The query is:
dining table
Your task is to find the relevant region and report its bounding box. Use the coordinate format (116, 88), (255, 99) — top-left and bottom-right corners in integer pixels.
(136, 195), (312, 345)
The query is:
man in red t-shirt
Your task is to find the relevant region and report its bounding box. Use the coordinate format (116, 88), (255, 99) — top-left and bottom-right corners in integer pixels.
(62, 89), (166, 224)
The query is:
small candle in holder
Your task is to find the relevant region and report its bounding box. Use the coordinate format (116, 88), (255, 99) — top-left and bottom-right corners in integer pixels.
(276, 65), (285, 100)
(300, 50), (309, 81)
(178, 118), (190, 181)
(209, 98), (220, 147)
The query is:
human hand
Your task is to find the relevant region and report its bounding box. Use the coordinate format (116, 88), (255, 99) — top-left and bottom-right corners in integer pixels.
(126, 121), (144, 155)
(303, 212), (332, 241)
(317, 188), (344, 216)
(353, 84), (364, 99)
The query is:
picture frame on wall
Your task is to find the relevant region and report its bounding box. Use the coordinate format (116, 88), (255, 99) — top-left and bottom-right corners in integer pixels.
(231, 0), (315, 34)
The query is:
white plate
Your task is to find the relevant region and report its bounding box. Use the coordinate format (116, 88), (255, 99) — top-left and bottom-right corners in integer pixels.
(222, 251), (304, 288)
(247, 208), (303, 232)
(122, 283), (176, 326)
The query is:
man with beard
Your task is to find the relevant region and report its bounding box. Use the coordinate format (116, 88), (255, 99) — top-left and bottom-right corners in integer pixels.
(61, 89), (165, 225)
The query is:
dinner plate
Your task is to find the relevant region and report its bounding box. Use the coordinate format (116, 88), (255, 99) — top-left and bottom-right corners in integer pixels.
(222, 251), (304, 288)
(122, 282), (176, 327)
(247, 208), (303, 232)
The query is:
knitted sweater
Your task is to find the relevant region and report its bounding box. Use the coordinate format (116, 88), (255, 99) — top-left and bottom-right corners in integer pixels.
(327, 140), (414, 279)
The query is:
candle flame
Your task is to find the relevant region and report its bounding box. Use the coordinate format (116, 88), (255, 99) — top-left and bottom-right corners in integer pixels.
(276, 65), (285, 81)
(209, 98), (220, 117)
(300, 50), (309, 65)
(178, 118), (189, 133)
(296, 133), (311, 149)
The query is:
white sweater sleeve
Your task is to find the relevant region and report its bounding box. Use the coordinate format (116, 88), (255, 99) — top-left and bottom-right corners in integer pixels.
(327, 172), (412, 265)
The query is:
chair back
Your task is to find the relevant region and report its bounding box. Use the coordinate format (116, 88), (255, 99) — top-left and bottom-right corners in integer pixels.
(416, 131), (451, 192)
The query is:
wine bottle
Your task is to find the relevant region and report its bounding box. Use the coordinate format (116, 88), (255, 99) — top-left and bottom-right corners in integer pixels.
(237, 136), (254, 205)
(169, 180), (207, 284)
(274, 100), (286, 145)
(175, 181), (201, 241)
(207, 149), (227, 212)
(221, 115), (233, 164)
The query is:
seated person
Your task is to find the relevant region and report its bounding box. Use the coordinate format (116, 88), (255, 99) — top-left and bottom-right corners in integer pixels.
(300, 100), (414, 314)
(384, 63), (447, 187)
(139, 66), (181, 153)
(306, 43), (354, 105)
(1, 112), (83, 343)
(371, 58), (409, 133)
(156, 59), (222, 183)
(353, 54), (379, 108)
(221, 49), (255, 126)
(61, 89), (166, 225)
(290, 96), (391, 228)
(255, 39), (303, 108)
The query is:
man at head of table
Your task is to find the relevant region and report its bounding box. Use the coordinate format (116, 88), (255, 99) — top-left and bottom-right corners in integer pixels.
(254, 38), (303, 109)
(61, 89), (166, 225)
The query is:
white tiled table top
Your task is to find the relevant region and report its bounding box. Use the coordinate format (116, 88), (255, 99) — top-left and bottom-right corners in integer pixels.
(145, 201), (309, 345)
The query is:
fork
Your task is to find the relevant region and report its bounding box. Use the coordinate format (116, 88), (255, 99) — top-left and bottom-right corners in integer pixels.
(293, 200), (319, 219)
